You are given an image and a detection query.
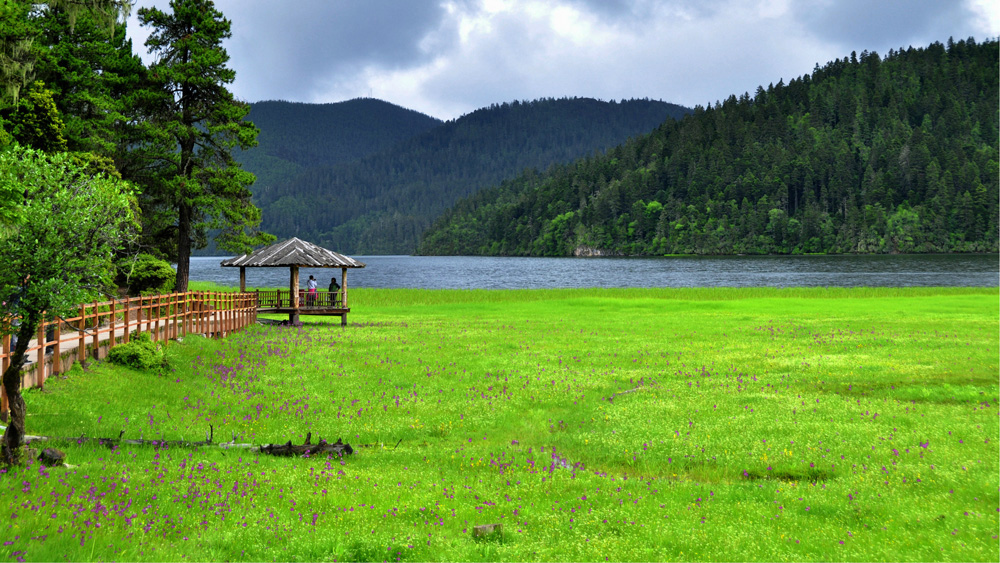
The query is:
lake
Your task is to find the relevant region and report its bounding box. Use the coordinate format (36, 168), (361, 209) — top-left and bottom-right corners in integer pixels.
(187, 254), (999, 290)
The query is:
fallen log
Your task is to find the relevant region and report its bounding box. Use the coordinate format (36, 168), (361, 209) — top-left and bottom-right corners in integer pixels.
(16, 427), (353, 458)
(259, 435), (353, 457)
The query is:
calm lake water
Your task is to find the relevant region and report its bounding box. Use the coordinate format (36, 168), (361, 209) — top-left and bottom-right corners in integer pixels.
(188, 254), (999, 290)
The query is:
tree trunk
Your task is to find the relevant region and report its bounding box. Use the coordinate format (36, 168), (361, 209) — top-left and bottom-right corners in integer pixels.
(175, 202), (192, 293)
(1, 312), (38, 466)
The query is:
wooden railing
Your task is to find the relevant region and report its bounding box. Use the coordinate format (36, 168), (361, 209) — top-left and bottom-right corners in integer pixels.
(255, 289), (344, 309)
(0, 291), (258, 395)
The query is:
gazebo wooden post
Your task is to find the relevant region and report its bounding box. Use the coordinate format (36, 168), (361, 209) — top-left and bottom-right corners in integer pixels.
(289, 265), (300, 324)
(239, 266), (246, 292)
(341, 266), (348, 326)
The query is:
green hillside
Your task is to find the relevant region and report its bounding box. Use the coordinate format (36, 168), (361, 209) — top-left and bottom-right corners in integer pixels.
(419, 39), (998, 256)
(255, 97), (690, 254)
(235, 98), (443, 207)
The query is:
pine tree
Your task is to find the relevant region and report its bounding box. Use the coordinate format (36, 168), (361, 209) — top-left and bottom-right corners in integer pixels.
(33, 6), (146, 157)
(0, 0), (130, 106)
(138, 0), (271, 291)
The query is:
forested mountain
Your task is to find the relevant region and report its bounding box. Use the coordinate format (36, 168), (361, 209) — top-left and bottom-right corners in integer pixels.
(236, 99), (443, 207)
(419, 39), (998, 256)
(254, 97), (690, 254)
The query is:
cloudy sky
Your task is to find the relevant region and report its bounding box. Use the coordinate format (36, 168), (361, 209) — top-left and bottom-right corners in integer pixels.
(125, 0), (998, 121)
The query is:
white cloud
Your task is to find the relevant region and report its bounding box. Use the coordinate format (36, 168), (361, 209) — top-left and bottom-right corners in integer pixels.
(966, 0), (1000, 37)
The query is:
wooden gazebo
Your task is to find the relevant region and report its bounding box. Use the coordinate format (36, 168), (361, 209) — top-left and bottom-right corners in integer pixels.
(220, 237), (366, 325)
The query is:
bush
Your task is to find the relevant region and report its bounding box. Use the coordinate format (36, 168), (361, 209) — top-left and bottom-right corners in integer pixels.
(107, 332), (165, 370)
(116, 254), (175, 295)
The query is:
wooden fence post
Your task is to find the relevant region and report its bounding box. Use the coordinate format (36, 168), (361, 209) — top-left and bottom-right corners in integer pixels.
(110, 298), (117, 348)
(140, 295), (147, 340)
(180, 293), (187, 337)
(1, 332), (8, 381)
(91, 301), (99, 359)
(36, 320), (45, 387)
(122, 297), (130, 344)
(181, 293), (188, 337)
(77, 304), (86, 364)
(154, 294), (161, 342)
(52, 317), (62, 376)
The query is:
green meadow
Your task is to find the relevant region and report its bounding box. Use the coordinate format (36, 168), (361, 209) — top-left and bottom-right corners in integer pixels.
(1, 287), (997, 561)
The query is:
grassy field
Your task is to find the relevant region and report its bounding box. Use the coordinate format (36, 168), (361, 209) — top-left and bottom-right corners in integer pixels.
(1, 287), (997, 561)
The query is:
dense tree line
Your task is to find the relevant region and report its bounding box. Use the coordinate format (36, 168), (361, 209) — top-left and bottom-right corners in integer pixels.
(253, 97), (690, 254)
(419, 39), (998, 256)
(1, 0), (269, 289)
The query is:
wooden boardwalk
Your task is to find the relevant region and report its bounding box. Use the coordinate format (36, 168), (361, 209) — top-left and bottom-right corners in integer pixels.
(0, 286), (357, 420)
(1, 292), (257, 417)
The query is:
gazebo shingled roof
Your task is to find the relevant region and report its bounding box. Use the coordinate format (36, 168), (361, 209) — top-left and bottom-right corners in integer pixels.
(220, 237), (366, 269)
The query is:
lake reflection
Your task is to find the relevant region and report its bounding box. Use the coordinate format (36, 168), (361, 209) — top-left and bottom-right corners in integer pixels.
(187, 254), (999, 290)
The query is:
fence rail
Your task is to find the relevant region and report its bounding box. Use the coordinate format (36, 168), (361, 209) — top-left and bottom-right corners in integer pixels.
(1, 291), (258, 417)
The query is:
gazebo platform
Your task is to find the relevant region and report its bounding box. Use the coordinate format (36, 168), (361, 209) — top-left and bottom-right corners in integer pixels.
(221, 238), (366, 325)
(254, 289), (350, 324)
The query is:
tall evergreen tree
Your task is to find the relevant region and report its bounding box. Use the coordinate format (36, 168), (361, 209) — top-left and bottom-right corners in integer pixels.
(138, 0), (270, 291)
(32, 6), (146, 156)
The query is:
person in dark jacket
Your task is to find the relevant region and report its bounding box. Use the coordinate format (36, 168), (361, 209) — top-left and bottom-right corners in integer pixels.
(328, 277), (340, 306)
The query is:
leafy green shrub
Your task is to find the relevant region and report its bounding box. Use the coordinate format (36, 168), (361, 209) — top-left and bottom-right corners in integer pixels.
(107, 332), (165, 370)
(116, 253), (175, 295)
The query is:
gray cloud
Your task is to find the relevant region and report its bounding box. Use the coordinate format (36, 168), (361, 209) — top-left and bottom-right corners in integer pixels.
(130, 0), (450, 102)
(566, 0), (723, 21)
(223, 0), (449, 101)
(790, 0), (979, 53)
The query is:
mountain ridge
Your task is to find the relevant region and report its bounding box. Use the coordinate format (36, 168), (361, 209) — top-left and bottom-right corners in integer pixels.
(244, 96), (691, 254)
(236, 98), (444, 208)
(419, 39), (998, 256)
